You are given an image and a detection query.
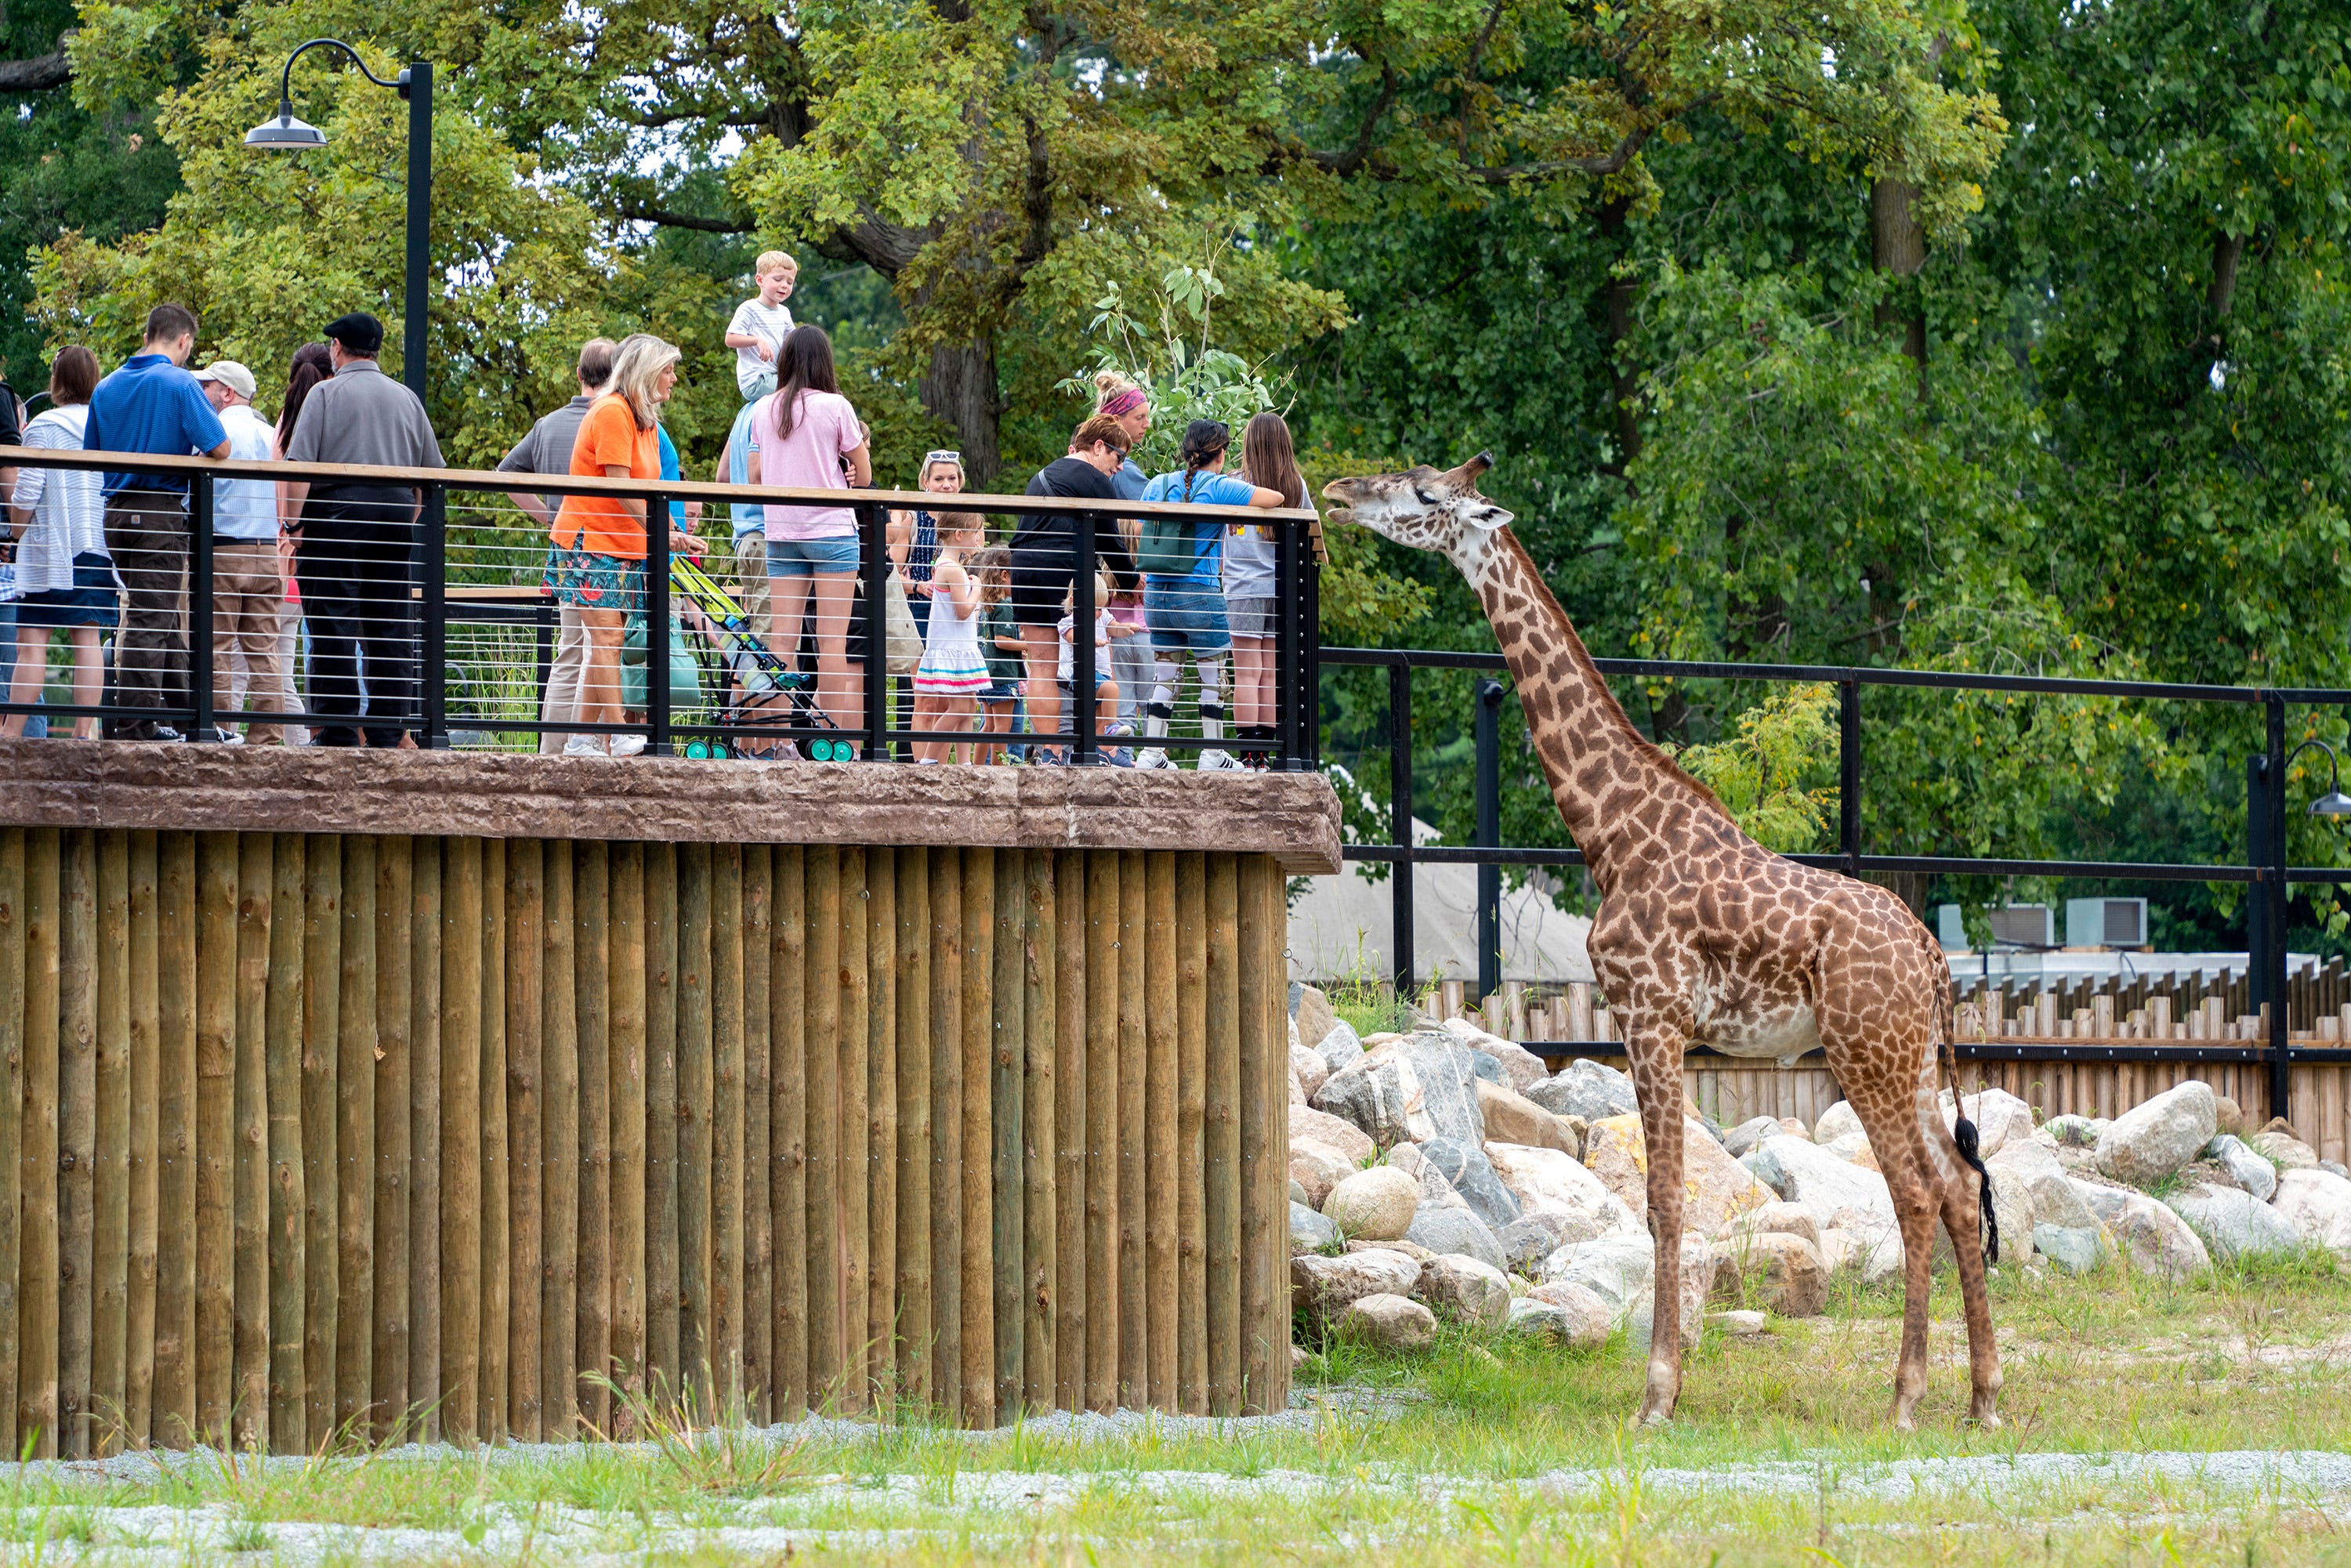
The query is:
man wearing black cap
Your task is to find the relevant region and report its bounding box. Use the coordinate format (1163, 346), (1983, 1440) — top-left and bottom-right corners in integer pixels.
(279, 312), (444, 748)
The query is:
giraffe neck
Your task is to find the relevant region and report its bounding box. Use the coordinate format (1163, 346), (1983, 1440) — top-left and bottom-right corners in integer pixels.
(1458, 527), (1721, 888)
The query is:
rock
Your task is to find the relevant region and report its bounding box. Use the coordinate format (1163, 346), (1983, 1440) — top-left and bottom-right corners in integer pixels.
(1291, 1343), (1312, 1372)
(1385, 1141), (1425, 1177)
(1411, 1158), (1470, 1215)
(1291, 1044), (1330, 1103)
(1415, 1254), (1512, 1329)
(2023, 1173), (2098, 1233)
(1398, 1036), (1491, 1146)
(1290, 1070), (1306, 1107)
(1311, 1050), (1411, 1150)
(2325, 1161), (2350, 1181)
(1323, 1166), (1419, 1242)
(1465, 1052), (1505, 1085)
(1289, 1143), (1353, 1210)
(1937, 1087), (2038, 1159)
(2164, 1182), (2302, 1263)
(1821, 1131), (1873, 1166)
(2248, 1128), (2319, 1171)
(2203, 1134), (2278, 1203)
(2071, 1183), (2211, 1281)
(2043, 1114), (2102, 1149)
(1721, 1116), (1783, 1159)
(1777, 1117), (1813, 1141)
(2212, 1095), (2245, 1136)
(2030, 1223), (2114, 1275)
(1716, 1200), (1823, 1252)
(1349, 1237), (1435, 1263)
(1524, 1058), (1637, 1123)
(1407, 1206), (1505, 1270)
(1712, 1309), (1770, 1338)
(1475, 1079), (1577, 1153)
(1813, 1101), (1864, 1146)
(1420, 1137), (1522, 1231)
(1294, 985), (1338, 1057)
(2269, 1169), (2351, 1259)
(1317, 1018), (1366, 1076)
(1291, 1248), (1421, 1318)
(1290, 1201), (1339, 1254)
(1495, 1212), (1581, 1275)
(1484, 1143), (1640, 1241)
(1982, 1169), (2036, 1265)
(1438, 1017), (1549, 1093)
(2094, 1081), (2218, 1187)
(1332, 1292), (1436, 1352)
(1291, 1106), (1375, 1165)
(1625, 1235), (1718, 1353)
(1581, 1114), (1770, 1239)
(1711, 1228), (1831, 1316)
(1815, 1227), (1863, 1272)
(1508, 1287), (1612, 1349)
(1538, 1233), (1657, 1316)
(1288, 1177), (1307, 1207)
(1744, 1135), (1900, 1273)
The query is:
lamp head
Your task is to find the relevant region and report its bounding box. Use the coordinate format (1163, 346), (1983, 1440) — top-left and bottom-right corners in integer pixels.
(2307, 789), (2351, 817)
(245, 101), (327, 149)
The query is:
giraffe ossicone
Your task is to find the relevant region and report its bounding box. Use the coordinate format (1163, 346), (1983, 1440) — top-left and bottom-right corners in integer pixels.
(1324, 456), (2001, 1431)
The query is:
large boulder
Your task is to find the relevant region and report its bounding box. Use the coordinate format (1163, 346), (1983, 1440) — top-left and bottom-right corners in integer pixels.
(1420, 1137), (1522, 1231)
(1397, 1036), (1491, 1146)
(1311, 1049), (1412, 1149)
(1332, 1292), (1436, 1352)
(1290, 1201), (1339, 1254)
(1324, 1166), (1419, 1242)
(2094, 1081), (2218, 1187)
(2204, 1134), (2278, 1203)
(2031, 1223), (2114, 1274)
(1983, 1169), (2036, 1265)
(1538, 1233), (1657, 1316)
(1716, 1200), (1823, 1252)
(1710, 1228), (1831, 1316)
(1509, 1285), (1613, 1349)
(1415, 1253), (1512, 1330)
(1291, 1247), (1422, 1319)
(2164, 1182), (2302, 1263)
(1721, 1116), (1784, 1159)
(2072, 1183), (2211, 1281)
(1475, 1079), (1578, 1153)
(1937, 1087), (2038, 1159)
(1484, 1143), (1640, 1241)
(1744, 1135), (1900, 1272)
(1438, 1017), (1551, 1093)
(1291, 1106), (1375, 1165)
(1813, 1101), (1864, 1146)
(2043, 1114), (2102, 1149)
(1289, 1143), (1353, 1210)
(1407, 1205), (1505, 1271)
(2269, 1169), (2351, 1259)
(2248, 1124), (2320, 1171)
(1293, 984), (1338, 1058)
(1317, 1018), (1366, 1076)
(1627, 1236), (1718, 1353)
(1291, 1043), (1331, 1103)
(1495, 1212), (1582, 1275)
(1524, 1058), (1637, 1123)
(1581, 1114), (1770, 1238)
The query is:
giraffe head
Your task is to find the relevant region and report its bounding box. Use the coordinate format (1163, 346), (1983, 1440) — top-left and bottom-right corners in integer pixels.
(1322, 453), (1514, 578)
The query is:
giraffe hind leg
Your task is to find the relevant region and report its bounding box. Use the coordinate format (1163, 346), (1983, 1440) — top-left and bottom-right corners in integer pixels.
(1623, 1023), (1689, 1426)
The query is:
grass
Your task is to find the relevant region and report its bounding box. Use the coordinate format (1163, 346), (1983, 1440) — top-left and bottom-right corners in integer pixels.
(0, 1259), (2339, 1562)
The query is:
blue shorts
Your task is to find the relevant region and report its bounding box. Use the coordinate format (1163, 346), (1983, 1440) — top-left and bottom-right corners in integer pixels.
(1143, 578), (1230, 652)
(980, 679), (1021, 704)
(15, 552), (120, 628)
(766, 535), (861, 577)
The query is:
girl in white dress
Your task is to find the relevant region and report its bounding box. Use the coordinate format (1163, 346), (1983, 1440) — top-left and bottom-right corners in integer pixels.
(911, 512), (989, 762)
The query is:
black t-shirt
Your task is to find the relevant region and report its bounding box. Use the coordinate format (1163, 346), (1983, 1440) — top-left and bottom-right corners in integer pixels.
(1012, 455), (1136, 582)
(0, 386), (20, 447)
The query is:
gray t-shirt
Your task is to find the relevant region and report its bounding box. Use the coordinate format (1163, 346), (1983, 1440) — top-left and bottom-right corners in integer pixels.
(498, 395), (594, 516)
(284, 360), (444, 475)
(1222, 518), (1278, 600)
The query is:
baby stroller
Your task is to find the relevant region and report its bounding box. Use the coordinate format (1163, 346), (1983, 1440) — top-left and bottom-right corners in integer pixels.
(668, 555), (856, 760)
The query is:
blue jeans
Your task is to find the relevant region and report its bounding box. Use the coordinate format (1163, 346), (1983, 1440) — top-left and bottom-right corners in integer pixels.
(1143, 578), (1231, 651)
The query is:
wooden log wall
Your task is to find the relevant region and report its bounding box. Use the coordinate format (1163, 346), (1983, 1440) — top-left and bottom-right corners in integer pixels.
(0, 830), (1289, 1454)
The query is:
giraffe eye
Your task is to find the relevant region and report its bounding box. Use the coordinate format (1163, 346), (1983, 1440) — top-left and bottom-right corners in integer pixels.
(1413, 487), (1435, 505)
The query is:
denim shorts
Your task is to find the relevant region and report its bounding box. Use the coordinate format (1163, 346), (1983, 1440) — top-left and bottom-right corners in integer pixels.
(766, 535), (861, 576)
(980, 679), (1021, 704)
(16, 552), (120, 628)
(1226, 596), (1277, 639)
(1143, 578), (1231, 651)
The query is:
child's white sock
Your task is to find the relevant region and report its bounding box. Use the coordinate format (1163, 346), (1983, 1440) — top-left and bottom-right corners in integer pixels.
(1147, 657), (1179, 739)
(1197, 657), (1226, 742)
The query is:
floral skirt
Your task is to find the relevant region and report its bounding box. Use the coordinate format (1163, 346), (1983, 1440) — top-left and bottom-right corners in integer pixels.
(545, 545), (644, 613)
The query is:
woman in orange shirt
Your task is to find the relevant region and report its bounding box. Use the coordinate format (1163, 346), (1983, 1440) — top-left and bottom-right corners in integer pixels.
(546, 333), (694, 756)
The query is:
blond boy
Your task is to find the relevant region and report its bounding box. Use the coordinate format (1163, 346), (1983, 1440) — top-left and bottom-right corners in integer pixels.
(726, 250), (799, 399)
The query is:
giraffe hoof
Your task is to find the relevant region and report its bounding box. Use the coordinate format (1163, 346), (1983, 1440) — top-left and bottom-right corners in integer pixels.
(1967, 1403), (2002, 1432)
(1636, 1404), (1673, 1429)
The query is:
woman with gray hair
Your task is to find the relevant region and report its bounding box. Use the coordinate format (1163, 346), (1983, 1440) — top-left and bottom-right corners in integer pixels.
(545, 332), (694, 757)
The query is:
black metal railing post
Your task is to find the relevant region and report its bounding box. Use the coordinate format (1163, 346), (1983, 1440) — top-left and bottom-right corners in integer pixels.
(2266, 695), (2291, 1119)
(1388, 657), (1415, 1000)
(422, 482), (447, 748)
(1838, 677), (1861, 878)
(647, 491), (672, 756)
(1072, 510), (1098, 766)
(860, 501), (888, 761)
(1302, 552), (1322, 768)
(1475, 676), (1503, 1003)
(189, 470), (216, 741)
(1277, 516), (1302, 770)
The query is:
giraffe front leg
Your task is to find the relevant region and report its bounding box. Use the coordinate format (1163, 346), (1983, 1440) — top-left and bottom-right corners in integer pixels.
(1625, 1023), (1689, 1427)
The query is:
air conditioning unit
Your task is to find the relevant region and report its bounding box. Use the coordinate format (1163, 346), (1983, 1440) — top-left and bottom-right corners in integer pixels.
(2067, 896), (2147, 950)
(1933, 904), (2056, 950)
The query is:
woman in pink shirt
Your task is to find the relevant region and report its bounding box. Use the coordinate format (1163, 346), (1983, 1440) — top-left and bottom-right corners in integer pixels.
(746, 324), (872, 735)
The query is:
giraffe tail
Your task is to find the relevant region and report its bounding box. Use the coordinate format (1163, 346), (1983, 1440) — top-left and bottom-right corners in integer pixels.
(1936, 972), (1999, 1265)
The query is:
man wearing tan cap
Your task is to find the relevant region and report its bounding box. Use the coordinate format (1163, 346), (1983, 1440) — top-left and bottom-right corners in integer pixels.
(195, 360), (288, 743)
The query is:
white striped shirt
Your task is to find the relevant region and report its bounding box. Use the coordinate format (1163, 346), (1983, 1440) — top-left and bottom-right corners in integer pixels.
(8, 406), (107, 594)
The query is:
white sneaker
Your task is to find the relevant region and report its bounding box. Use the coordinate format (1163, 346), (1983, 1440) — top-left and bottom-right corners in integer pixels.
(1196, 748), (1244, 771)
(562, 736), (604, 758)
(1134, 747), (1175, 770)
(608, 733), (648, 759)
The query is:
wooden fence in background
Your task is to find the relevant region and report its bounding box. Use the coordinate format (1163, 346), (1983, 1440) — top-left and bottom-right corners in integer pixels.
(0, 828), (1291, 1456)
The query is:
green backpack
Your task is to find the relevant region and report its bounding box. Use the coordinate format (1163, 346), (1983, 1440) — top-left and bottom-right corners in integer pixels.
(1135, 474), (1213, 577)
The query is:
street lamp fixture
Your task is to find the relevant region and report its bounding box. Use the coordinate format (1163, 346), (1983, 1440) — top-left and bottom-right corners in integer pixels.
(2285, 738), (2351, 816)
(243, 38), (433, 403)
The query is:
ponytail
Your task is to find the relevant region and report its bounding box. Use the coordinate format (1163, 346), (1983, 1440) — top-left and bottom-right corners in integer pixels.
(1177, 418), (1229, 504)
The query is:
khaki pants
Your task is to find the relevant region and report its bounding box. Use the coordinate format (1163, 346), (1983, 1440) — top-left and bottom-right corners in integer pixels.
(212, 537), (288, 742)
(731, 532), (771, 649)
(538, 604), (587, 753)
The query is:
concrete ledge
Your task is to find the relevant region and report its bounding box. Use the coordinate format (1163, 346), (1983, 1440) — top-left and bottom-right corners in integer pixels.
(0, 741), (1343, 875)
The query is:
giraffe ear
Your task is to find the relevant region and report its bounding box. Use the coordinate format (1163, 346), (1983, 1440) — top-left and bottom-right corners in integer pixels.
(1461, 498), (1512, 533)
(1450, 451), (1494, 487)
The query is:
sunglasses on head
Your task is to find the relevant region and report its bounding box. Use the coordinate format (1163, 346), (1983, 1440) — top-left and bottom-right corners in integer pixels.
(925, 450), (962, 465)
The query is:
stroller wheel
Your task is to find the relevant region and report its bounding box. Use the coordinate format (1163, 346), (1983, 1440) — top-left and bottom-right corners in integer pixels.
(684, 739), (711, 760)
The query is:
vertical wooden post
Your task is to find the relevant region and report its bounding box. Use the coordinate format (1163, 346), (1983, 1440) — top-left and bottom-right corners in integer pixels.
(894, 849), (931, 1407)
(92, 834), (129, 1455)
(1054, 850), (1085, 1412)
(1117, 849), (1147, 1409)
(479, 842), (508, 1442)
(958, 849), (994, 1429)
(230, 834), (273, 1448)
(19, 829), (60, 1456)
(335, 835), (378, 1440)
(506, 841), (545, 1441)
(152, 833), (198, 1448)
(373, 838), (412, 1439)
(712, 846), (744, 1415)
(740, 846), (771, 1422)
(0, 830), (23, 1456)
(991, 851), (1023, 1421)
(188, 833), (237, 1450)
(1174, 853), (1207, 1415)
(643, 843), (679, 1406)
(608, 842), (647, 1422)
(1237, 854), (1277, 1416)
(299, 835), (340, 1448)
(1023, 849), (1056, 1414)
(1203, 855), (1241, 1417)
(1083, 852), (1118, 1414)
(265, 836), (306, 1452)
(1143, 853), (1176, 1410)
(440, 838), (482, 1443)
(574, 842), (611, 1436)
(675, 842), (713, 1418)
(56, 831), (96, 1458)
(865, 847), (895, 1410)
(125, 831), (159, 1449)
(408, 840), (443, 1441)
(541, 843), (578, 1437)
(782, 847), (820, 1418)
(926, 849), (960, 1418)
(839, 847), (868, 1415)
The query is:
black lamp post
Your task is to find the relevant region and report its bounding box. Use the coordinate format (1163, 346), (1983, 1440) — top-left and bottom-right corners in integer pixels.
(245, 39), (433, 404)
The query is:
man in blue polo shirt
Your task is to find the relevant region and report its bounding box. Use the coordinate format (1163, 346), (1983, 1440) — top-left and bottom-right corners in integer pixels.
(82, 303), (230, 741)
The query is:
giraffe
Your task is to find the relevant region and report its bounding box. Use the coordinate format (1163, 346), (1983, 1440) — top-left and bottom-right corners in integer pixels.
(1324, 453), (1999, 1430)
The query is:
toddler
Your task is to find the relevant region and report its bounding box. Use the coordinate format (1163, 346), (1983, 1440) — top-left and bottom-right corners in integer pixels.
(725, 251), (799, 400)
(1056, 571), (1136, 762)
(911, 512), (989, 762)
(970, 548), (1023, 764)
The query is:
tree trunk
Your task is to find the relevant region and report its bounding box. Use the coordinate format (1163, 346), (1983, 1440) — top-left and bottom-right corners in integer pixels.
(1870, 178), (1927, 372)
(920, 339), (1003, 487)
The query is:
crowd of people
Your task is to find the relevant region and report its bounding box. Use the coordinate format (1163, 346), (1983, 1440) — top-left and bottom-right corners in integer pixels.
(0, 251), (1311, 767)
